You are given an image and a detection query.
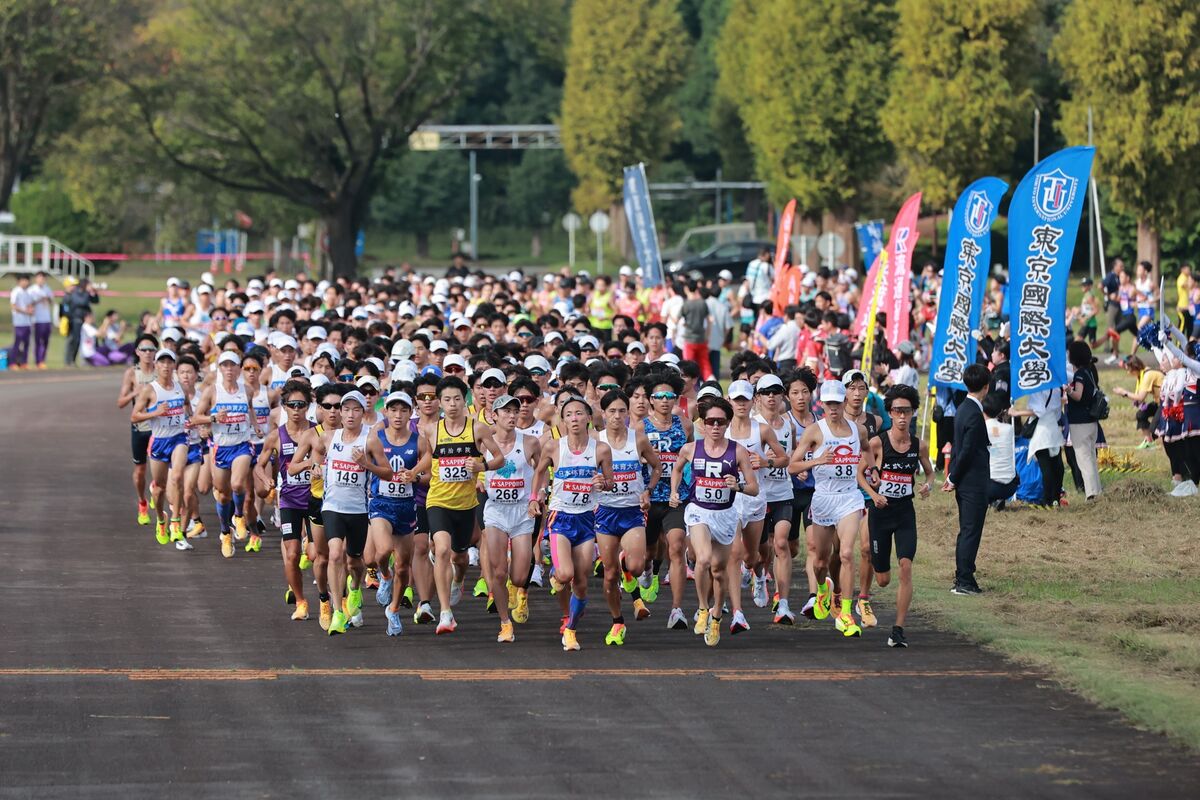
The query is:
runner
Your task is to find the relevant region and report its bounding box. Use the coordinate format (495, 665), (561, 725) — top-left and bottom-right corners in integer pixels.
(595, 389), (660, 645)
(191, 351), (262, 559)
(783, 369), (822, 618)
(117, 334), (159, 526)
(642, 371), (694, 630)
(421, 376), (505, 635)
(255, 380), (316, 622)
(839, 368), (882, 628)
(753, 373), (799, 623)
(530, 392), (613, 651)
(861, 384), (934, 648)
(482, 393), (540, 643)
(129, 348), (190, 547)
(175, 355), (207, 547)
(669, 395), (760, 647)
(794, 380), (867, 637)
(409, 373), (441, 625)
(240, 349), (274, 553)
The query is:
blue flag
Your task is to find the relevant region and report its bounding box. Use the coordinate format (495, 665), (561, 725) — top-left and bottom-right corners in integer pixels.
(929, 177), (1008, 389)
(1008, 146), (1094, 401)
(622, 163), (663, 288)
(854, 220), (884, 273)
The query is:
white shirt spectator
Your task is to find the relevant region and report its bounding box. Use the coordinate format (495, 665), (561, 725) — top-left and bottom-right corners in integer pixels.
(81, 321), (99, 359)
(706, 295), (733, 352)
(9, 285), (33, 327)
(744, 258), (773, 305)
(889, 364), (919, 388)
(29, 283), (54, 324)
(766, 319), (799, 361)
(986, 418), (1016, 484)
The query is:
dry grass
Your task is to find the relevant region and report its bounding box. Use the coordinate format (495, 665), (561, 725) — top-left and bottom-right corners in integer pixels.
(903, 370), (1200, 748)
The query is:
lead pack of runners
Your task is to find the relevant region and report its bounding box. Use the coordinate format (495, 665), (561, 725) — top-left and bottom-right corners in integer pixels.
(116, 267), (935, 649)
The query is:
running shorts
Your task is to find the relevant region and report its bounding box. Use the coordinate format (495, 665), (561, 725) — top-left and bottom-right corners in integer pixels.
(735, 492), (767, 527)
(131, 426), (152, 465)
(415, 504), (429, 535)
(595, 505), (646, 538)
(760, 501), (794, 542)
(646, 503), (685, 548)
(322, 510), (369, 558)
(427, 506), (475, 553)
(213, 441), (253, 471)
(809, 490), (865, 527)
(149, 433), (187, 464)
(279, 507), (309, 542)
(684, 503), (738, 546)
(789, 487), (814, 541)
(187, 442), (204, 466)
(368, 497), (417, 536)
(547, 509), (596, 548)
(483, 501), (535, 538)
(869, 499), (917, 573)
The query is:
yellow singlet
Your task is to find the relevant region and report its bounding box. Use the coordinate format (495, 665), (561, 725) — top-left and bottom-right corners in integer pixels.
(310, 423), (325, 499)
(427, 418), (481, 510)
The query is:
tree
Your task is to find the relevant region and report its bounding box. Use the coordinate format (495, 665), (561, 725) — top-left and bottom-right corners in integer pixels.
(882, 0), (1037, 210)
(561, 0), (688, 214)
(370, 151), (468, 258)
(506, 150), (574, 257)
(115, 0), (496, 278)
(716, 0), (894, 216)
(1055, 0), (1200, 274)
(0, 0), (128, 212)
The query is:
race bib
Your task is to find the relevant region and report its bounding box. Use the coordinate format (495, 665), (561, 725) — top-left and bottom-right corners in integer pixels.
(331, 459), (365, 487)
(693, 475), (732, 505)
(285, 468), (311, 486)
(489, 477), (526, 504)
(438, 455), (473, 483)
(658, 451), (677, 478)
(880, 469), (914, 499)
(607, 469), (638, 496)
(561, 479), (593, 507)
(766, 465), (788, 482)
(379, 475), (414, 499)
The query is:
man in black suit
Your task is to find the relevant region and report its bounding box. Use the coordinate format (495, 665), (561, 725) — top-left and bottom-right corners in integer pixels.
(942, 363), (991, 595)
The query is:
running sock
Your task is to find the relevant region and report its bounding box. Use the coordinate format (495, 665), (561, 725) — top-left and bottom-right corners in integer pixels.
(216, 499), (234, 531)
(232, 492), (246, 515)
(841, 598), (853, 615)
(630, 586), (642, 601)
(319, 592), (330, 602)
(613, 615), (625, 625)
(652, 559), (663, 575)
(567, 595), (587, 630)
(860, 593), (870, 601)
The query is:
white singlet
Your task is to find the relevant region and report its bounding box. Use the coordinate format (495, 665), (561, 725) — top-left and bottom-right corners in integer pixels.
(548, 437), (598, 513)
(323, 427), (370, 514)
(598, 427), (644, 509)
(148, 381), (187, 440)
(211, 380), (252, 447)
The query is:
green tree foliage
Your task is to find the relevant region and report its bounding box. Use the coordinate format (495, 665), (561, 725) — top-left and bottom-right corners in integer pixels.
(716, 0), (894, 213)
(0, 0), (129, 211)
(9, 178), (117, 251)
(370, 152), (468, 257)
(882, 0), (1037, 209)
(561, 0), (688, 212)
(114, 0), (496, 277)
(1054, 0), (1200, 268)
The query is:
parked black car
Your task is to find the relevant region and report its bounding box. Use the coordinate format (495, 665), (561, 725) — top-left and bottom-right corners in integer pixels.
(666, 240), (774, 282)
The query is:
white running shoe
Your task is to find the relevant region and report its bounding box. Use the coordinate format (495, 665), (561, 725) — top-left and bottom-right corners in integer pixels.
(1177, 480), (1199, 497)
(349, 610), (364, 628)
(529, 563), (545, 588)
(638, 570), (652, 589)
(468, 546), (480, 567)
(730, 609), (750, 634)
(667, 607), (687, 630)
(752, 575), (769, 608)
(450, 579), (464, 607)
(740, 564), (752, 589)
(174, 539), (194, 551)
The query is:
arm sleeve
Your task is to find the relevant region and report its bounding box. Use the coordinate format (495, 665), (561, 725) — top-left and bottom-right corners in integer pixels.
(1163, 339), (1200, 376)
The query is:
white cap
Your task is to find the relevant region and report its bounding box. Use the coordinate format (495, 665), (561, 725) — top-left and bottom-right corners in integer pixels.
(245, 301), (264, 314)
(524, 354), (552, 374)
(234, 322), (255, 337)
(431, 293), (448, 304)
(166, 277), (180, 288)
(543, 274), (555, 283)
(619, 265), (633, 277)
(397, 302), (417, 317)
(718, 269), (734, 281)
(545, 330), (564, 343)
(254, 329), (269, 345)
(655, 352), (680, 366)
(453, 316), (472, 329)
(507, 270), (523, 283)
(248, 278), (265, 290)
(391, 340), (414, 360)
(841, 369), (868, 387)
(443, 354), (469, 372)
(270, 333), (298, 350)
(355, 375), (380, 391)
(727, 379), (754, 400)
(635, 267), (644, 277)
(269, 278), (283, 288)
(196, 283), (213, 294)
(155, 348), (177, 361)
(755, 373), (784, 392)
(217, 351), (241, 366)
(697, 385), (723, 401)
(200, 272), (214, 286)
(478, 367), (507, 386)
(161, 328), (183, 342)
(820, 380), (846, 403)
(305, 326), (328, 340)
(391, 361), (417, 383)
(364, 357), (386, 374)
(578, 335), (600, 350)
(288, 364), (311, 378)
(340, 390), (368, 409)
(430, 339), (449, 353)
(315, 343), (340, 361)
(384, 391), (413, 408)
(351, 307), (370, 320)
(802, 272), (817, 287)
(310, 374), (330, 389)
(284, 279), (300, 290)
(627, 341), (646, 353)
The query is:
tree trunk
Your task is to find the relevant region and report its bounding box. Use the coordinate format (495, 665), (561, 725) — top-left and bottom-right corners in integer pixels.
(415, 230), (430, 258)
(323, 202), (360, 279)
(608, 202), (630, 265)
(0, 161), (17, 213)
(530, 230), (542, 259)
(1137, 218), (1160, 283)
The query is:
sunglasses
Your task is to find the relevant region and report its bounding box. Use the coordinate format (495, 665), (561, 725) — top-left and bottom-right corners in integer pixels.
(597, 383), (620, 391)
(337, 374), (355, 382)
(284, 400), (308, 410)
(318, 402), (339, 410)
(137, 347), (156, 353)
(651, 391), (677, 400)
(517, 331), (534, 338)
(703, 417), (729, 426)
(514, 395), (537, 405)
(530, 369), (547, 377)
(360, 387), (379, 395)
(211, 316), (228, 322)
(890, 405), (914, 414)
(415, 392), (437, 402)
(757, 388), (783, 396)
(445, 366), (465, 373)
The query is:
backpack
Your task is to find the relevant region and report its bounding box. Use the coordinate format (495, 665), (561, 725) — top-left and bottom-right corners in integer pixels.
(1089, 383), (1110, 421)
(824, 332), (852, 376)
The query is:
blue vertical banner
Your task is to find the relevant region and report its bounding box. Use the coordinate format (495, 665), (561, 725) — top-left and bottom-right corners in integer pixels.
(929, 177), (1008, 389)
(854, 219), (884, 273)
(1008, 146), (1094, 400)
(623, 163), (663, 288)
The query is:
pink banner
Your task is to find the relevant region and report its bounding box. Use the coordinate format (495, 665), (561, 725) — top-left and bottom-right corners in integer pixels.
(854, 192), (921, 347)
(770, 199), (797, 315)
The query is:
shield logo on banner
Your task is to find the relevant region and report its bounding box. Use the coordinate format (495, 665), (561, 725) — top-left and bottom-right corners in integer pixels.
(1033, 168), (1077, 223)
(964, 191), (993, 237)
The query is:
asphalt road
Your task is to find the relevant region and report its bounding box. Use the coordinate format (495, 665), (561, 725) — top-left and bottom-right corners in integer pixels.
(1, 369), (1197, 799)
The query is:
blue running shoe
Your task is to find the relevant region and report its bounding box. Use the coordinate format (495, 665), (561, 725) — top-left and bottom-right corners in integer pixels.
(377, 577), (393, 607)
(386, 609), (403, 637)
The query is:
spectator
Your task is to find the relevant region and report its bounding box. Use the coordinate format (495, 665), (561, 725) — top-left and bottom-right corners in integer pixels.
(888, 341), (919, 388)
(679, 280), (713, 380)
(7, 274), (33, 368)
(1113, 355), (1163, 448)
(945, 363), (992, 594)
(982, 391), (1019, 509)
(62, 277), (100, 367)
(1015, 385), (1066, 508)
(79, 310), (127, 366)
(30, 271), (55, 368)
(705, 284), (734, 379)
(1065, 340), (1103, 500)
(742, 246), (773, 307)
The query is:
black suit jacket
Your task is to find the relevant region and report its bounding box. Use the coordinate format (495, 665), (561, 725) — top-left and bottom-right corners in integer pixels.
(948, 397), (989, 489)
